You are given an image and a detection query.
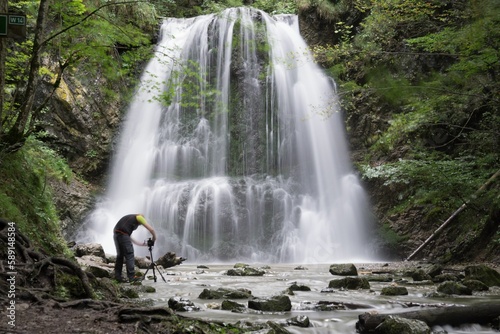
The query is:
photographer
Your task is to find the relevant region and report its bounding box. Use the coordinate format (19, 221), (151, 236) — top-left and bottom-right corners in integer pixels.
(113, 214), (157, 283)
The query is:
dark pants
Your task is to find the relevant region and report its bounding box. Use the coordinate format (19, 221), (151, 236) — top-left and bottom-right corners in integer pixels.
(114, 233), (135, 280)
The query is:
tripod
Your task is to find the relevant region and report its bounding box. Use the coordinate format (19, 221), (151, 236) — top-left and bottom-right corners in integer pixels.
(143, 239), (167, 283)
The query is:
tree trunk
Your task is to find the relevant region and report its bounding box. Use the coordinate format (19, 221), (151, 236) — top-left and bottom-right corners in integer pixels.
(406, 169), (500, 261)
(356, 303), (500, 333)
(10, 0), (50, 140)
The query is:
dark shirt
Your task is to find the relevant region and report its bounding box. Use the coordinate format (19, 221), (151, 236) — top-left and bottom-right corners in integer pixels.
(114, 214), (143, 235)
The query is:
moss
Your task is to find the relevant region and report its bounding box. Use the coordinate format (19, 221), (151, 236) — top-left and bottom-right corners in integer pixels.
(55, 269), (87, 300)
(378, 222), (407, 251)
(0, 137), (71, 256)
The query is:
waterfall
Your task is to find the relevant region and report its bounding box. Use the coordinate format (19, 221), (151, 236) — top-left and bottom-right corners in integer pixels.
(82, 7), (374, 263)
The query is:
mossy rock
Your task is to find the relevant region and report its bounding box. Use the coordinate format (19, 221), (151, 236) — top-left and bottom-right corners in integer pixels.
(424, 264), (443, 278)
(329, 263), (358, 276)
(464, 265), (500, 287)
(432, 273), (459, 283)
(328, 277), (370, 290)
(227, 267), (265, 276)
(436, 281), (472, 295)
(248, 295), (292, 312)
(120, 287), (140, 298)
(376, 315), (430, 334)
(411, 269), (432, 282)
(221, 300), (246, 312)
(55, 269), (87, 299)
(288, 282), (311, 292)
(199, 287), (252, 299)
(381, 286), (408, 296)
(462, 279), (489, 292)
(86, 265), (111, 278)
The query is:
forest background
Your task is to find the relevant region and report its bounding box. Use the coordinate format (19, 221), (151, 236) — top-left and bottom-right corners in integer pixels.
(0, 0), (498, 264)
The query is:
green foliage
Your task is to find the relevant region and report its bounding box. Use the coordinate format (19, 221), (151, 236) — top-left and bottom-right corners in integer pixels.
(252, 0), (297, 14)
(378, 222), (407, 251)
(360, 155), (497, 210)
(2, 0), (157, 148)
(146, 59), (221, 110)
(406, 1), (500, 78)
(0, 137), (72, 255)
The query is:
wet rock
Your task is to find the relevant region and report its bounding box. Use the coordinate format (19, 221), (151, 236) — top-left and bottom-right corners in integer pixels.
(298, 300), (346, 311)
(234, 262), (249, 268)
(134, 256), (151, 269)
(375, 315), (430, 334)
(168, 296), (200, 312)
(267, 321), (291, 334)
(248, 295), (292, 312)
(411, 269), (432, 282)
(436, 281), (472, 295)
(227, 267), (265, 276)
(74, 243), (105, 258)
(76, 254), (113, 280)
(288, 282), (311, 292)
(464, 264), (500, 287)
(221, 300), (246, 312)
(406, 280), (434, 286)
(432, 273), (459, 283)
(286, 315), (310, 327)
(328, 277), (370, 290)
(86, 265), (111, 278)
(329, 263), (358, 276)
(381, 286), (408, 296)
(364, 274), (393, 282)
(314, 301), (347, 311)
(462, 279), (489, 292)
(424, 264), (443, 278)
(294, 265), (308, 270)
(199, 287), (252, 299)
(119, 287), (139, 299)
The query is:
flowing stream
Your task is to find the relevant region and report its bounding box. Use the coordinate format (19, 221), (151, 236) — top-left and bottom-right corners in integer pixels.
(138, 262), (500, 333)
(82, 7), (374, 263)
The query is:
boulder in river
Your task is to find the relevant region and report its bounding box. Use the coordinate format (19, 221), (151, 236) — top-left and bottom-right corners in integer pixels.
(328, 277), (370, 290)
(329, 263), (358, 276)
(248, 295), (292, 312)
(464, 264), (500, 287)
(375, 315), (431, 334)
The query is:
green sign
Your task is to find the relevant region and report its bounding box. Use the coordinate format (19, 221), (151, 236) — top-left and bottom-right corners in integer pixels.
(0, 13), (26, 40)
(9, 15), (26, 25)
(0, 14), (7, 36)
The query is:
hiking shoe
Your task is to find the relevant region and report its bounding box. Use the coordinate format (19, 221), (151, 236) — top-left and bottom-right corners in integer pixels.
(129, 276), (143, 283)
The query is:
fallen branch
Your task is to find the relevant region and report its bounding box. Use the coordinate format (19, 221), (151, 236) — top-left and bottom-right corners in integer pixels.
(155, 252), (187, 269)
(356, 302), (500, 333)
(406, 169), (500, 261)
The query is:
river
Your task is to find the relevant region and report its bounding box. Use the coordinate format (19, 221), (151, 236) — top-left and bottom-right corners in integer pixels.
(137, 262), (500, 333)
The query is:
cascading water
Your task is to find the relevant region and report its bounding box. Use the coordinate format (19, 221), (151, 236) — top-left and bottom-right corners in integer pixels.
(82, 7), (374, 263)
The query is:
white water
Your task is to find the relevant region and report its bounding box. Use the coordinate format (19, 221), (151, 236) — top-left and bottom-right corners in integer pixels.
(140, 263), (500, 333)
(81, 7), (374, 263)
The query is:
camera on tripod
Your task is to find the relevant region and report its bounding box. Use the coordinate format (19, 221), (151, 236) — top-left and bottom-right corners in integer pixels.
(147, 238), (154, 248)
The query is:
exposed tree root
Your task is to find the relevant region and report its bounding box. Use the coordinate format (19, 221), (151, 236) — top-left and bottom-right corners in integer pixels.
(0, 218), (94, 303)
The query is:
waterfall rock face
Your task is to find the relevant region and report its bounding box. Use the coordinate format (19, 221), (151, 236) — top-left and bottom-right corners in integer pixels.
(83, 7), (373, 263)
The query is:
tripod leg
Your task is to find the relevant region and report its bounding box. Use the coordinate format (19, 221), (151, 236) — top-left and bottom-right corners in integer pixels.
(155, 263), (167, 283)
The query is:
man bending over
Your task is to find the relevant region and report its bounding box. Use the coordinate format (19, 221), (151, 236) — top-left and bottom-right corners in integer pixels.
(113, 214), (157, 282)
